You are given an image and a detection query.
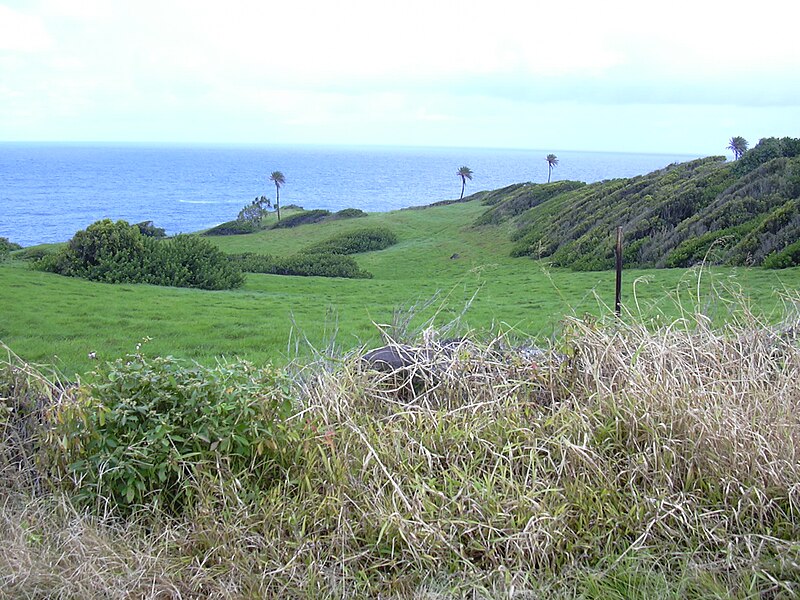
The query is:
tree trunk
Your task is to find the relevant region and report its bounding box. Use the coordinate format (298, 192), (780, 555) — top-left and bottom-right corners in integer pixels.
(460, 178), (465, 199)
(275, 186), (281, 221)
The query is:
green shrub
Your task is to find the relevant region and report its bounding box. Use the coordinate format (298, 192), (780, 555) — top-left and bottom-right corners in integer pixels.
(230, 252), (372, 279)
(0, 237), (22, 254)
(665, 225), (749, 268)
(42, 219), (244, 289)
(49, 351), (295, 516)
(303, 227), (398, 255)
(204, 219), (260, 236)
(151, 234), (245, 290)
(135, 221), (166, 238)
(237, 197), (271, 225)
(334, 208), (368, 219)
(17, 246), (59, 262)
(276, 253), (372, 278)
(273, 209), (331, 229)
(763, 239), (800, 268)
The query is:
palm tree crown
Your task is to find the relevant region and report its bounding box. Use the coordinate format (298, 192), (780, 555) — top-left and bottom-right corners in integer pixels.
(727, 136), (749, 160)
(457, 166), (473, 200)
(546, 154), (559, 183)
(270, 171), (285, 221)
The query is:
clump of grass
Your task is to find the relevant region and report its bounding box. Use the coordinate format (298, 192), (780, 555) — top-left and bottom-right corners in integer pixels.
(3, 292), (800, 597)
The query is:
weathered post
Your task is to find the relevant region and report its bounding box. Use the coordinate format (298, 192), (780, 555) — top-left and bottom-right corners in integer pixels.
(615, 226), (623, 317)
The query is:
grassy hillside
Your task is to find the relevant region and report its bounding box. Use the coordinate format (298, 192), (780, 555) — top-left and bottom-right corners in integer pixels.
(503, 137), (800, 270)
(4, 159), (800, 596)
(2, 195), (800, 378)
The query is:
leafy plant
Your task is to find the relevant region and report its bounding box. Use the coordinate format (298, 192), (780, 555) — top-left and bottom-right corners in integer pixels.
(763, 239), (800, 268)
(49, 348), (295, 515)
(40, 220), (244, 289)
(237, 196), (271, 225)
(0, 237), (22, 260)
(333, 208), (367, 219)
(230, 251), (372, 278)
(302, 227), (398, 255)
(135, 221), (166, 238)
(203, 219), (260, 236)
(272, 209), (331, 229)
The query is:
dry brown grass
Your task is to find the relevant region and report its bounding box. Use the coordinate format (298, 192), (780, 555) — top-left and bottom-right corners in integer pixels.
(2, 295), (800, 598)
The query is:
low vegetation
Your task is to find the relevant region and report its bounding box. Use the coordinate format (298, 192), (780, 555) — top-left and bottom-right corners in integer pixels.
(230, 251), (373, 278)
(205, 204), (368, 237)
(502, 137), (800, 269)
(3, 292), (800, 596)
(302, 226), (398, 255)
(227, 227), (398, 279)
(38, 219), (244, 290)
(4, 147), (800, 595)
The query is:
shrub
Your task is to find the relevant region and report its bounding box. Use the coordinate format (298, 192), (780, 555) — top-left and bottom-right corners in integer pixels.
(49, 351), (295, 516)
(0, 237), (22, 253)
(763, 239), (800, 268)
(203, 219), (260, 236)
(272, 209), (331, 229)
(135, 221), (166, 238)
(42, 219), (244, 289)
(237, 197), (271, 225)
(230, 252), (372, 279)
(303, 227), (398, 255)
(17, 246), (57, 262)
(275, 253), (372, 278)
(152, 235), (245, 289)
(333, 208), (367, 219)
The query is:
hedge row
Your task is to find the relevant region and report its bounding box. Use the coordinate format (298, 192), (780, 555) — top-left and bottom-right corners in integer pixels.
(39, 219), (244, 290)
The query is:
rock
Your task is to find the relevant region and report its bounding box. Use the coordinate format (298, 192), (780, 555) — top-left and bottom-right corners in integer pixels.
(361, 344), (420, 371)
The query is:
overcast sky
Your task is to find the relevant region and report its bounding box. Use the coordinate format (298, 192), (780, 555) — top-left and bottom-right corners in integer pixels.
(1, 0), (798, 154)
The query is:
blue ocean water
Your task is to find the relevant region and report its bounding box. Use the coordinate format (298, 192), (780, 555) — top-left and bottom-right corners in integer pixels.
(0, 143), (702, 247)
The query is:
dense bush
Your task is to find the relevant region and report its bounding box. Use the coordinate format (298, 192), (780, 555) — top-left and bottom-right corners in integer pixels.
(665, 225), (751, 268)
(273, 209), (331, 229)
(15, 246), (58, 262)
(40, 219), (244, 289)
(475, 181), (585, 226)
(303, 227), (398, 255)
(763, 239), (800, 268)
(203, 219), (260, 236)
(334, 208), (367, 219)
(48, 351), (295, 515)
(0, 237), (22, 255)
(237, 196), (271, 225)
(230, 252), (372, 279)
(135, 221), (166, 238)
(735, 137), (800, 176)
(498, 148), (800, 270)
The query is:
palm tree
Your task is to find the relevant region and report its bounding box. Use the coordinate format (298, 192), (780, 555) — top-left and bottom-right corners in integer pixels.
(457, 166), (473, 199)
(546, 154), (559, 183)
(727, 136), (749, 160)
(269, 171), (285, 221)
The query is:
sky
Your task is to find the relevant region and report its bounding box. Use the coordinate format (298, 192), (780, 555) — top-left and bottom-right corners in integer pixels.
(1, 0), (799, 155)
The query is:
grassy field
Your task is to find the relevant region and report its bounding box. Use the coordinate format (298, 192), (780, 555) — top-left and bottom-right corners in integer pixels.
(2, 197), (800, 379)
(4, 197), (800, 597)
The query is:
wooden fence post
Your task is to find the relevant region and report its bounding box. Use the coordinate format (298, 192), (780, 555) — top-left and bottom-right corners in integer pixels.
(615, 226), (623, 317)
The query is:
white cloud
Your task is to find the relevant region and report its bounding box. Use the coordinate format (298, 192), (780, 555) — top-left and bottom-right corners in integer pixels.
(1, 0), (799, 149)
(0, 5), (53, 52)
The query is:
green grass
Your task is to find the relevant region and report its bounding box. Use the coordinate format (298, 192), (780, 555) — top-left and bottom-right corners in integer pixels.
(3, 197), (800, 378)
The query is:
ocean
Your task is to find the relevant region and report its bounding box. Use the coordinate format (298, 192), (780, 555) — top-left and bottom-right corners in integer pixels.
(0, 143), (702, 247)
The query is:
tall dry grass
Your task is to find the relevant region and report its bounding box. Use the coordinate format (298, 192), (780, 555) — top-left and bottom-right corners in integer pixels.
(2, 292), (800, 598)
